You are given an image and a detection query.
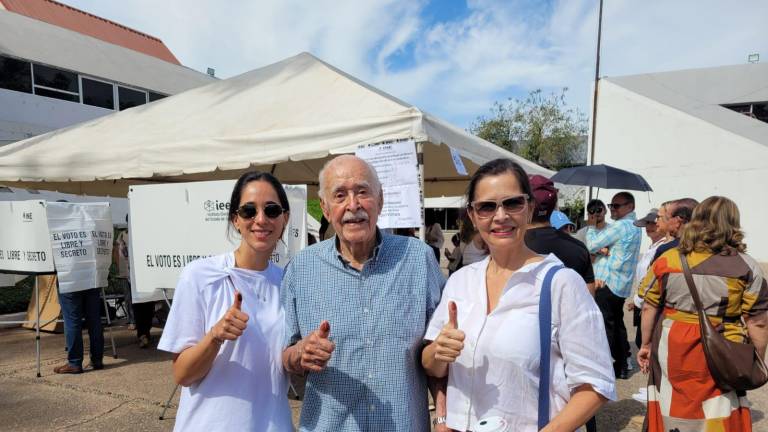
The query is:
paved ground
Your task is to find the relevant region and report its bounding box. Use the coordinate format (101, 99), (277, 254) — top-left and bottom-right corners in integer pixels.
(0, 317), (765, 431)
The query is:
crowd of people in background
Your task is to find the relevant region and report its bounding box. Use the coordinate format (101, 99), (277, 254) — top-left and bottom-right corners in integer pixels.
(430, 170), (767, 431)
(59, 155), (765, 431)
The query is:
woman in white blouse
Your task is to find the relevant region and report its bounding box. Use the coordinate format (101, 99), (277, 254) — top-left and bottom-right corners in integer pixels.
(157, 171), (293, 431)
(422, 159), (616, 432)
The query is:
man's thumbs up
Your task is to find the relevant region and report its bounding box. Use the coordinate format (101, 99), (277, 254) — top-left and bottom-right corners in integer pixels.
(317, 320), (331, 339)
(434, 300), (465, 364)
(299, 320), (335, 373)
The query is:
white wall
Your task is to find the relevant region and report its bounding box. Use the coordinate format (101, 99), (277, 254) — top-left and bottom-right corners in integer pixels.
(0, 88), (110, 145)
(590, 80), (768, 264)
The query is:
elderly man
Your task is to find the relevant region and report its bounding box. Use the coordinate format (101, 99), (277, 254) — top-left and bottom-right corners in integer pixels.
(650, 197), (698, 262)
(586, 192), (642, 379)
(281, 155), (446, 432)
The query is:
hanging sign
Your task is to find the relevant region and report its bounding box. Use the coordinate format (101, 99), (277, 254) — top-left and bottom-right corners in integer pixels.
(355, 140), (421, 228)
(46, 202), (114, 293)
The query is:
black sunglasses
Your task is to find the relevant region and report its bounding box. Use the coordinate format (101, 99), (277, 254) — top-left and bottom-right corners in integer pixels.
(236, 202), (285, 220)
(587, 207), (604, 214)
(607, 202), (629, 210)
(469, 194), (529, 219)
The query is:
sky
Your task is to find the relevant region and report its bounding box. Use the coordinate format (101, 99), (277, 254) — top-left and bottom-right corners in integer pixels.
(60, 0), (768, 129)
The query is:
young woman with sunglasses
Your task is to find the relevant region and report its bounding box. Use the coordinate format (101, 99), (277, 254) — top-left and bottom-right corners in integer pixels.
(421, 159), (616, 431)
(157, 171), (293, 431)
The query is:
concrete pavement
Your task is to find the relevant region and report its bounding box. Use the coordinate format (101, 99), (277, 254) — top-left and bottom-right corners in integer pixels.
(0, 320), (765, 431)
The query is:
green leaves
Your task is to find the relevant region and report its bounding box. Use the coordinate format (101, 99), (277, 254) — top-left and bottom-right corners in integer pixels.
(470, 88), (588, 171)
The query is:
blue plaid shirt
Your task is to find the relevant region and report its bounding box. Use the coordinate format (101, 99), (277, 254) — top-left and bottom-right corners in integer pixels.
(281, 231), (445, 432)
(586, 212), (642, 298)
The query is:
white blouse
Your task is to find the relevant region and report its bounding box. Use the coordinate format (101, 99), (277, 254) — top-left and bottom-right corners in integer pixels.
(425, 254), (616, 432)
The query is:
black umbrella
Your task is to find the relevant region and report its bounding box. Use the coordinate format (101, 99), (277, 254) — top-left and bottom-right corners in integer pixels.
(550, 164), (652, 191)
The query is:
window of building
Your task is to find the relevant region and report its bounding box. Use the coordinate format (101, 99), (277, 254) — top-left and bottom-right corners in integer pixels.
(0, 55), (32, 93)
(148, 91), (166, 102)
(82, 77), (114, 109)
(3, 55), (168, 110)
(723, 102), (768, 124)
(118, 86), (147, 110)
(32, 64), (80, 102)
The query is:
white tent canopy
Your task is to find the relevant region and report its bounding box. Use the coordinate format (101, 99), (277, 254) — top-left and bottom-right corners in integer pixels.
(0, 52), (553, 197)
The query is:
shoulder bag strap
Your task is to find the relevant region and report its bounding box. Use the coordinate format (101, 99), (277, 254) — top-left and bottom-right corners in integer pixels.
(538, 264), (563, 431)
(678, 252), (706, 314)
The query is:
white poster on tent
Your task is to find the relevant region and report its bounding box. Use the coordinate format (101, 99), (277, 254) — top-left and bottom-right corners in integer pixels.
(128, 180), (307, 301)
(0, 200), (55, 275)
(355, 140), (421, 228)
(46, 202), (113, 294)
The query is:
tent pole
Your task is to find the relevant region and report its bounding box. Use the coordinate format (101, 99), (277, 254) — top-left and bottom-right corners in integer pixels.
(416, 142), (425, 242)
(35, 276), (41, 378)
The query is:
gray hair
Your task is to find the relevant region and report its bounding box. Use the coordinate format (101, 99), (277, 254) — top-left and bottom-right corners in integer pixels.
(318, 155), (382, 200)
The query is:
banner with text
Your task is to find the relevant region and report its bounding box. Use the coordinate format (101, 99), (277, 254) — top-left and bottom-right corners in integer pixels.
(46, 202), (113, 294)
(0, 200), (55, 275)
(128, 180), (307, 301)
(355, 140), (421, 229)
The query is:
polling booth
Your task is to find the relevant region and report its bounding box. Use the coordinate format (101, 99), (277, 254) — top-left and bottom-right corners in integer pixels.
(0, 201), (116, 376)
(127, 181), (307, 303)
(0, 187), (128, 288)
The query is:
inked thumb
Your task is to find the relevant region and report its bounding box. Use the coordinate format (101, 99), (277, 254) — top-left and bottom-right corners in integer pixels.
(317, 320), (331, 339)
(448, 301), (458, 329)
(233, 291), (243, 310)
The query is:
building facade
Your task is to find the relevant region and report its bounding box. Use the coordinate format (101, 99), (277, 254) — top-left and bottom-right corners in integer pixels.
(589, 63), (768, 264)
(0, 0), (214, 145)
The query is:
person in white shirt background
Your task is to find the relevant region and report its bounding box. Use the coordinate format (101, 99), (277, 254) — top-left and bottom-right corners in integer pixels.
(157, 171), (293, 432)
(421, 158), (616, 432)
(426, 215), (445, 263)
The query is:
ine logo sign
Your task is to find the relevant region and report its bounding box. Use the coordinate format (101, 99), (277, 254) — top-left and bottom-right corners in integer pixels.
(203, 199), (230, 222)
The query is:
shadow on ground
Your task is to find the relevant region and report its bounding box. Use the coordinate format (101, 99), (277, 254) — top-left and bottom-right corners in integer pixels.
(597, 397), (646, 431)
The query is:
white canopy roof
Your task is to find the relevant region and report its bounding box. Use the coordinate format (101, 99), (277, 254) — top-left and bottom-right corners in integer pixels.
(0, 52), (553, 197)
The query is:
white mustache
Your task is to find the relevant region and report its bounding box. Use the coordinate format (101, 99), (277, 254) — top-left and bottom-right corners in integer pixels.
(342, 211), (369, 223)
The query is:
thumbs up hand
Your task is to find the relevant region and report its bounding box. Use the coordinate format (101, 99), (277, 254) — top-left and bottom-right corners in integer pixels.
(299, 320), (336, 372)
(210, 291), (250, 344)
(434, 301), (465, 363)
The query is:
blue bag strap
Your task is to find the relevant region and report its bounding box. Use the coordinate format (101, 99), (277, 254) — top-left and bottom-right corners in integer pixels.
(538, 264), (563, 430)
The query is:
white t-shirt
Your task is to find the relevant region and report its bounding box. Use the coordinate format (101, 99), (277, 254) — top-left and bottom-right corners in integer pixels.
(157, 253), (292, 432)
(631, 238), (668, 307)
(425, 254), (616, 432)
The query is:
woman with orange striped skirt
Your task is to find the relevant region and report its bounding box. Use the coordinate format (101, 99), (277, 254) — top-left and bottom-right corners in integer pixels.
(636, 196), (768, 431)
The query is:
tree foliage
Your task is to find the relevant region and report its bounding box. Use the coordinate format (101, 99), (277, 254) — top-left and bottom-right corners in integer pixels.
(470, 88), (588, 170)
